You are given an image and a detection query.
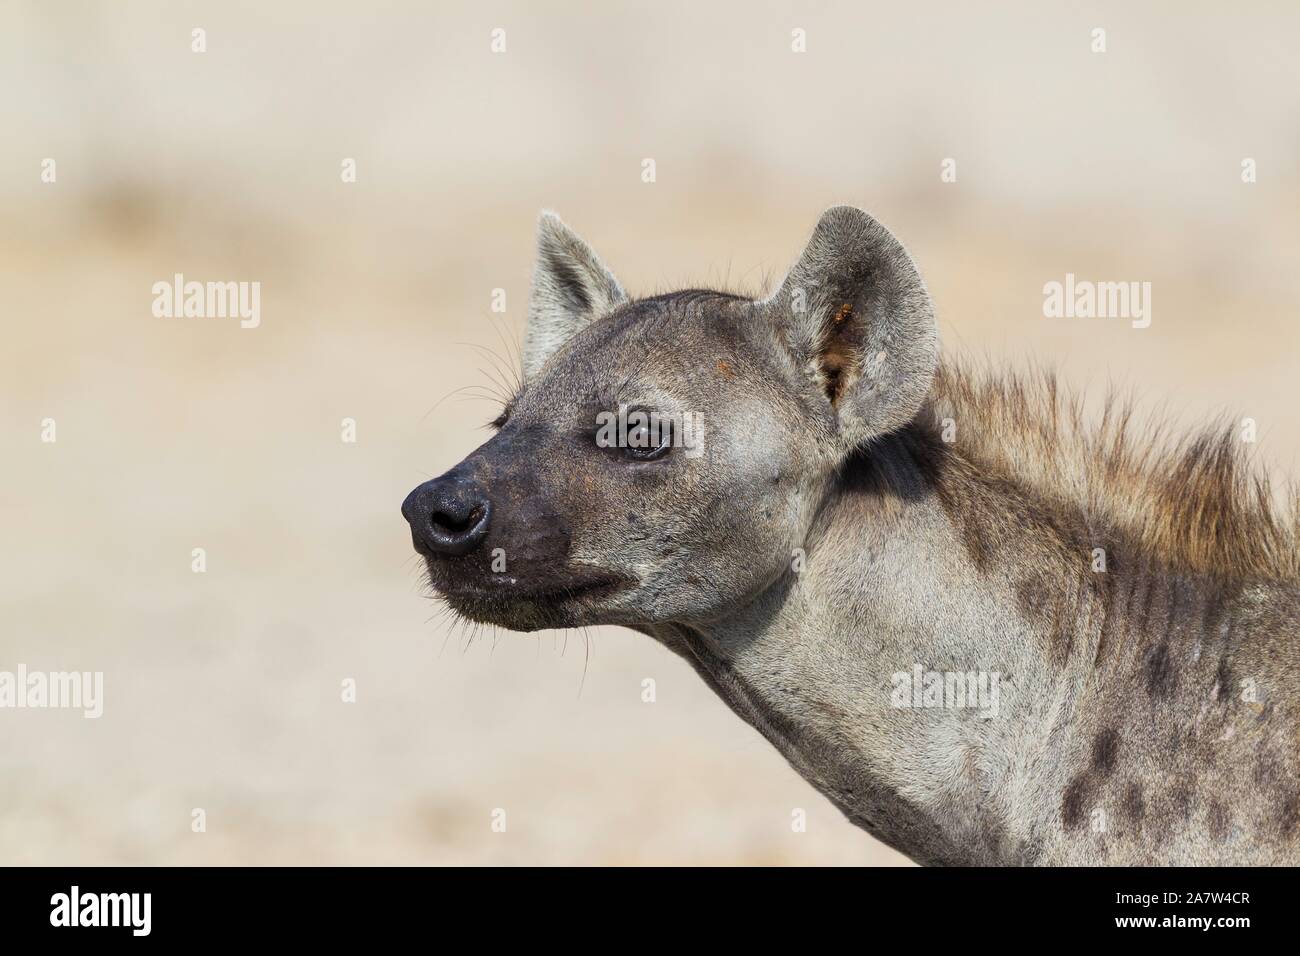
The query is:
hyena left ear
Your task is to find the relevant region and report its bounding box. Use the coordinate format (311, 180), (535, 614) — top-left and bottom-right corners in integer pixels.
(764, 205), (938, 446)
(522, 211), (627, 380)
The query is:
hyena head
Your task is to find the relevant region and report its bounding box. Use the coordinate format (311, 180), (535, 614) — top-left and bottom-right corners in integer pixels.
(402, 206), (938, 632)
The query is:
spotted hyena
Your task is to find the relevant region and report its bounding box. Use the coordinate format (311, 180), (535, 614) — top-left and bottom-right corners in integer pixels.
(403, 207), (1300, 865)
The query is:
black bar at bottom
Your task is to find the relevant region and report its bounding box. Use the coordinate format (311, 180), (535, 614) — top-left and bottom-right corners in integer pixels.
(0, 865), (1282, 942)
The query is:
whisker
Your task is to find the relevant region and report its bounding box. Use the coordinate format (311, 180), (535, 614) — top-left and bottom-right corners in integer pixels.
(421, 384), (499, 422)
(485, 313), (524, 394)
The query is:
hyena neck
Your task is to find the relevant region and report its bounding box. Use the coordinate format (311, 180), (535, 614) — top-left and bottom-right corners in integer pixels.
(665, 430), (1300, 865)
(655, 450), (1071, 865)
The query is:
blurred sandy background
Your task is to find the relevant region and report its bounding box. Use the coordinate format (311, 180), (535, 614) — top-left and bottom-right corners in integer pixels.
(1, 1), (1297, 865)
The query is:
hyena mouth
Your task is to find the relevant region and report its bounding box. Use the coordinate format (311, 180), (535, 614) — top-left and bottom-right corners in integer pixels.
(479, 573), (629, 604)
(429, 568), (635, 624)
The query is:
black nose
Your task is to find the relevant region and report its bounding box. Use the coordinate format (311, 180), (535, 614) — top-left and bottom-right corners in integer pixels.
(401, 476), (491, 557)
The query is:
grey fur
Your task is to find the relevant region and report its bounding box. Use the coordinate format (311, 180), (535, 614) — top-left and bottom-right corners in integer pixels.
(406, 207), (1300, 866)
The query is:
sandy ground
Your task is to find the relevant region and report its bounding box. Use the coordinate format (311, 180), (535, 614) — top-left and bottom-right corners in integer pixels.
(1, 1), (1297, 865)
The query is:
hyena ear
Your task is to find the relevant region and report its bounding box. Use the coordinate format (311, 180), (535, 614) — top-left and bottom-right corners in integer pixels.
(522, 211), (627, 380)
(764, 206), (938, 446)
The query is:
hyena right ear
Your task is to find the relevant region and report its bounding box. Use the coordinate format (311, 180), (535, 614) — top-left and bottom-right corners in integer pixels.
(764, 206), (938, 450)
(522, 211), (627, 380)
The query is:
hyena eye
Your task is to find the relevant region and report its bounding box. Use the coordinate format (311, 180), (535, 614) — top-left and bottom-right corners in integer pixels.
(623, 419), (673, 461)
